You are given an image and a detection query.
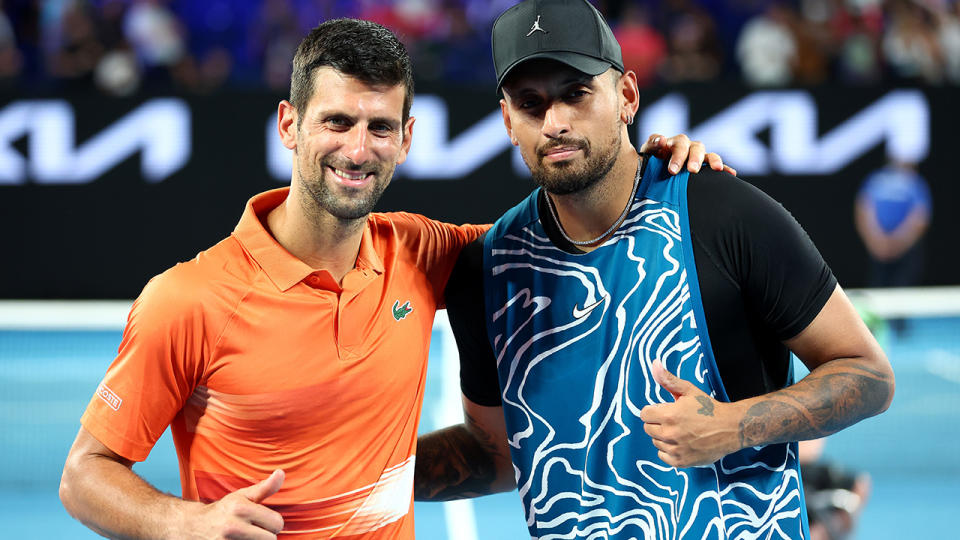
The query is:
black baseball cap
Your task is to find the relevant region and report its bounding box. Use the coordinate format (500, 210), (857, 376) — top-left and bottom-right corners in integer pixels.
(492, 0), (624, 92)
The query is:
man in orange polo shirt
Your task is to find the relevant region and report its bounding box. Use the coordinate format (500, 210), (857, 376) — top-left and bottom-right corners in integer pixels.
(60, 18), (483, 539)
(59, 17), (726, 540)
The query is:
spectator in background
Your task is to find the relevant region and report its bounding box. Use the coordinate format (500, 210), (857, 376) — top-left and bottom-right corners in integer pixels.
(736, 3), (797, 86)
(613, 5), (667, 88)
(123, 0), (187, 88)
(94, 47), (139, 95)
(0, 0), (24, 87)
(936, 0), (960, 84)
(831, 1), (885, 84)
(254, 0), (300, 91)
(788, 0), (831, 85)
(436, 3), (491, 84)
(659, 1), (723, 84)
(854, 160), (932, 288)
(9, 0), (960, 92)
(45, 1), (103, 90)
(93, 0), (140, 96)
(883, 0), (944, 84)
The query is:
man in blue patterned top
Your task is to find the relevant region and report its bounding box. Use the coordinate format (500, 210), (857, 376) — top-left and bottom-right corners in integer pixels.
(413, 1), (894, 539)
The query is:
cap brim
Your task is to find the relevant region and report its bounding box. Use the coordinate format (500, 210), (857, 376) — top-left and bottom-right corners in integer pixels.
(497, 51), (613, 92)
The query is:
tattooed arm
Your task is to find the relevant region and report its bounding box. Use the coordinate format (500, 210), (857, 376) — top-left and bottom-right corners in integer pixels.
(640, 285), (894, 468)
(414, 395), (515, 501)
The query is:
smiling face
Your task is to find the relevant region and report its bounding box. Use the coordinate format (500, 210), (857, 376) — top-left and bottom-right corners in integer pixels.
(286, 66), (413, 221)
(501, 60), (624, 195)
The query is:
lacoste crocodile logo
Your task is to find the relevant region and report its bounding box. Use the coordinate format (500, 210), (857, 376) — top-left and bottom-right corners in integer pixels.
(392, 300), (414, 321)
(572, 295), (606, 319)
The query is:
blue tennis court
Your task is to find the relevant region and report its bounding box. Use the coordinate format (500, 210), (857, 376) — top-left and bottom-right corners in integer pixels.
(0, 304), (957, 539)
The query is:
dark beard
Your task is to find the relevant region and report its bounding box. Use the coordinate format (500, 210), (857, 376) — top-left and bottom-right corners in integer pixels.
(527, 129), (621, 196)
(298, 157), (391, 221)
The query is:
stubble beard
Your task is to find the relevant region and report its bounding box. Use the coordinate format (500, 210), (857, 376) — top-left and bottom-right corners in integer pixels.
(297, 155), (392, 221)
(526, 125), (622, 196)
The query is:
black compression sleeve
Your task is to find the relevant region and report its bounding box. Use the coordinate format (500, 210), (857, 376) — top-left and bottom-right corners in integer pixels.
(690, 169), (836, 340)
(444, 234), (502, 406)
(688, 169), (837, 400)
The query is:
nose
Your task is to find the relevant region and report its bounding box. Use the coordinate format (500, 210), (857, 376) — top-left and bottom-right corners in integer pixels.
(341, 124), (373, 165)
(542, 102), (571, 139)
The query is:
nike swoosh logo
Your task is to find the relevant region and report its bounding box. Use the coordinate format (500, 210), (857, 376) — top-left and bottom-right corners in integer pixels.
(572, 296), (606, 319)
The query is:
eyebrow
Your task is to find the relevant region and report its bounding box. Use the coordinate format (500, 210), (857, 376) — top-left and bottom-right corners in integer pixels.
(316, 111), (401, 130)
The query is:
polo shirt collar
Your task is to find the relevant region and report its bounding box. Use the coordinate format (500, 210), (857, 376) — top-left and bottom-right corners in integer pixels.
(356, 222), (385, 275)
(232, 188), (384, 292)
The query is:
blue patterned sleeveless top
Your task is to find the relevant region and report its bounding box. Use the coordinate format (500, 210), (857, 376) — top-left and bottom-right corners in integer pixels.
(482, 156), (809, 539)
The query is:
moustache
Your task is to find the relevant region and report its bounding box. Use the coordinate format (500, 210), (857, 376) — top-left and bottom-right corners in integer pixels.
(537, 138), (588, 158)
(321, 157), (380, 175)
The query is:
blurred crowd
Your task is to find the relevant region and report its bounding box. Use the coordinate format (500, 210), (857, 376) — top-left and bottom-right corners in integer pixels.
(1, 0), (959, 95)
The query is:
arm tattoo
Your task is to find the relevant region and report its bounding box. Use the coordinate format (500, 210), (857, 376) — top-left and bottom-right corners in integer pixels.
(414, 413), (502, 501)
(695, 396), (714, 417)
(739, 363), (892, 448)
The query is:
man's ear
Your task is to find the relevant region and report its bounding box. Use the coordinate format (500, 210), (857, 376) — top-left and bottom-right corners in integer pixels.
(501, 99), (517, 145)
(277, 100), (298, 150)
(617, 70), (640, 126)
(396, 116), (416, 165)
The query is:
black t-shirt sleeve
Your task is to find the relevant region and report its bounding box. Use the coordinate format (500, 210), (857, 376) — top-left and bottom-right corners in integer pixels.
(689, 169), (836, 340)
(444, 233), (503, 406)
(689, 169), (837, 400)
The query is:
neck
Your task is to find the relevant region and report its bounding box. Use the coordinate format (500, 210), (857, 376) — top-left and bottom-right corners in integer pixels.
(267, 187), (366, 284)
(546, 145), (641, 252)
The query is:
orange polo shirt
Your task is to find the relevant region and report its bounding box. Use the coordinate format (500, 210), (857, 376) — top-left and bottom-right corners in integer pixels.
(81, 188), (487, 538)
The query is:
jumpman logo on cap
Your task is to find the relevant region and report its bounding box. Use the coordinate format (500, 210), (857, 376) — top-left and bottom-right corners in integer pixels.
(526, 15), (547, 36)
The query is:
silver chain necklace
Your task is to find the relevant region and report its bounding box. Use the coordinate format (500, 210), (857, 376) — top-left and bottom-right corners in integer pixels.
(544, 159), (642, 246)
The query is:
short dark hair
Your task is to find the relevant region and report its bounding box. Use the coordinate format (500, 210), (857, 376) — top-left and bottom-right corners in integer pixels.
(290, 18), (414, 128)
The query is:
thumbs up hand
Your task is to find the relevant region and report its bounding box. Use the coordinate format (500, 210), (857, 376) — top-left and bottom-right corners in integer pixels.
(180, 469), (286, 539)
(639, 361), (741, 468)
(236, 469), (285, 505)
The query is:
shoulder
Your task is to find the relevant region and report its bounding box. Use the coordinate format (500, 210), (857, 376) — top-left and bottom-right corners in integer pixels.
(370, 211), (468, 236)
(133, 237), (248, 330)
(687, 169), (806, 243)
(688, 168), (780, 217)
(487, 190), (540, 243)
(370, 212), (489, 248)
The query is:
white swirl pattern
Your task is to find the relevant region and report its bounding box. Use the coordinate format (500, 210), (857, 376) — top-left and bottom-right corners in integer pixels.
(483, 170), (807, 540)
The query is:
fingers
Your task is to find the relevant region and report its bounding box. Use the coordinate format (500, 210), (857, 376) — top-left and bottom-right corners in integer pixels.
(637, 133), (661, 155)
(703, 152), (724, 173)
(643, 422), (675, 444)
(238, 470), (285, 504)
(219, 497), (284, 538)
(685, 141), (706, 173)
(639, 133), (703, 175)
(664, 135), (690, 175)
(645, 416), (691, 468)
(219, 505), (284, 539)
(638, 403), (658, 424)
(704, 152), (736, 176)
(230, 470), (285, 536)
(640, 133), (737, 177)
(657, 449), (680, 468)
(244, 504), (285, 538)
(221, 496), (284, 538)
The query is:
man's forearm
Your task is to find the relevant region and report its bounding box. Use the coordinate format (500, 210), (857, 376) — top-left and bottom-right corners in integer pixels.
(60, 453), (195, 540)
(737, 357), (894, 448)
(414, 422), (513, 501)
